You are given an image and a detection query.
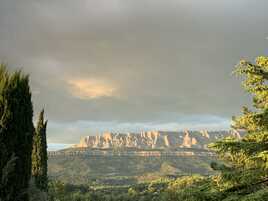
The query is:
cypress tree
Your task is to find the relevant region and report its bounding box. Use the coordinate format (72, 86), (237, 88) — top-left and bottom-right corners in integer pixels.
(210, 56), (268, 194)
(0, 64), (34, 201)
(32, 109), (48, 192)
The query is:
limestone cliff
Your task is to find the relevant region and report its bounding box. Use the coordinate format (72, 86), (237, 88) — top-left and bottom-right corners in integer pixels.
(73, 130), (241, 149)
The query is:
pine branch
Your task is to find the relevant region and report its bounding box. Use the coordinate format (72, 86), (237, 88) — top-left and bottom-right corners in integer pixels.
(225, 177), (268, 193)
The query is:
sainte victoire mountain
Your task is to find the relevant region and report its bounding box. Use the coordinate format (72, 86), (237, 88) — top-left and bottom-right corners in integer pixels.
(73, 130), (241, 149)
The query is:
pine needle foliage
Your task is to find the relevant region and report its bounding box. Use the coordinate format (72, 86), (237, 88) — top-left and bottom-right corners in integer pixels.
(210, 56), (268, 193)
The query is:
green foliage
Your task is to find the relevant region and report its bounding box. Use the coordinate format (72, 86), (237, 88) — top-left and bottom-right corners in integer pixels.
(0, 64), (34, 201)
(32, 110), (48, 192)
(47, 175), (268, 201)
(27, 179), (47, 201)
(47, 176), (219, 201)
(210, 57), (268, 195)
(0, 153), (18, 201)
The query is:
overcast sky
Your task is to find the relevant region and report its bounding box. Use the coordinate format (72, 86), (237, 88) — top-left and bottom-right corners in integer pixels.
(1, 0), (268, 143)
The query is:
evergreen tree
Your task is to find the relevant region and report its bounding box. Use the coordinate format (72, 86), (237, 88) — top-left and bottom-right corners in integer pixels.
(210, 56), (268, 194)
(32, 110), (48, 192)
(0, 64), (34, 201)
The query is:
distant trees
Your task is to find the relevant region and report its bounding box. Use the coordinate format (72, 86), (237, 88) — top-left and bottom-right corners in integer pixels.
(32, 110), (48, 192)
(211, 56), (268, 195)
(0, 64), (34, 201)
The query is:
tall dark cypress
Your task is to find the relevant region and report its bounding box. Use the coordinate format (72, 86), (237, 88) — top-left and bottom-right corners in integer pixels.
(0, 64), (34, 201)
(32, 110), (48, 192)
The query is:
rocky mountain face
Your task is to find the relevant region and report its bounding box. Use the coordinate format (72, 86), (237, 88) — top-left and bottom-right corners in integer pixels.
(73, 130), (241, 149)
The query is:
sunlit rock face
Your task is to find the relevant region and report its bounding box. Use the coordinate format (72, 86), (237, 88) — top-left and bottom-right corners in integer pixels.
(74, 130), (241, 149)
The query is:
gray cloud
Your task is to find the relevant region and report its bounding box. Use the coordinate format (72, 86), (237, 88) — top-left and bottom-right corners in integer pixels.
(1, 0), (268, 142)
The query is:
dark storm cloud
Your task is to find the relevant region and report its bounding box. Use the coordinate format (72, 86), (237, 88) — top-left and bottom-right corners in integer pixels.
(1, 0), (268, 141)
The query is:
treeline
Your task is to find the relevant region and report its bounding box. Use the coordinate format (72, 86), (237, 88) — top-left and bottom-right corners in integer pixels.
(0, 65), (48, 201)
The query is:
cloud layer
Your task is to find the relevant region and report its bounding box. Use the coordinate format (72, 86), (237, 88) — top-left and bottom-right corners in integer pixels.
(1, 0), (268, 142)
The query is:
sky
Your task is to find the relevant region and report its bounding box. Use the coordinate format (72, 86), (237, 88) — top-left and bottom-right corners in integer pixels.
(1, 0), (268, 143)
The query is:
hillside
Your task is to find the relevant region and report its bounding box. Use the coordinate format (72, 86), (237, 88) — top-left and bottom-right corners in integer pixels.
(48, 130), (239, 185)
(48, 152), (215, 185)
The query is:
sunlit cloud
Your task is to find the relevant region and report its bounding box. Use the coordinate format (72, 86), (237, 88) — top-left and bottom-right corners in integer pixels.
(67, 78), (117, 99)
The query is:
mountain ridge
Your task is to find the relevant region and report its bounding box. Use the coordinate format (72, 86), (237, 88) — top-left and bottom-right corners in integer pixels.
(73, 130), (241, 150)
